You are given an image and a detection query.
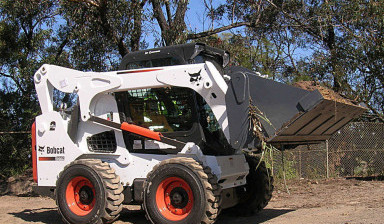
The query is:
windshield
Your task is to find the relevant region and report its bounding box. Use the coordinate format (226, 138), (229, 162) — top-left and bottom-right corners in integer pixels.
(125, 57), (180, 70)
(126, 87), (195, 132)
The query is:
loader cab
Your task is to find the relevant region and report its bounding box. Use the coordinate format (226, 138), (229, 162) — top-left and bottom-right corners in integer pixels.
(116, 43), (234, 155)
(120, 42), (229, 71)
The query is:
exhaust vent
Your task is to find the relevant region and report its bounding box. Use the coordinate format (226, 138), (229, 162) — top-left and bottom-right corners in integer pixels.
(87, 131), (117, 153)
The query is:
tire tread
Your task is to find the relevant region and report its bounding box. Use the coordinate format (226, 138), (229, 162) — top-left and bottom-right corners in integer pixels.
(144, 157), (221, 224)
(56, 159), (123, 224)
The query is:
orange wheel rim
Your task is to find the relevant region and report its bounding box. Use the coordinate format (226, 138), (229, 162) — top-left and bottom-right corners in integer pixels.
(66, 176), (96, 216)
(155, 176), (194, 221)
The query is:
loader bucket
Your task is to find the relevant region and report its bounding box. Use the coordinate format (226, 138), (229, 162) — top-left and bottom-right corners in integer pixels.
(225, 67), (366, 149)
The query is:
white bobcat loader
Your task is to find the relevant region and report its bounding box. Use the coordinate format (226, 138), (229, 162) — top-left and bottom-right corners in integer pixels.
(31, 43), (365, 224)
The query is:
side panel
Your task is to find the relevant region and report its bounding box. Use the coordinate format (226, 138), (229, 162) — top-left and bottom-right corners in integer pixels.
(107, 153), (248, 190)
(77, 93), (128, 163)
(36, 94), (131, 187)
(35, 112), (83, 186)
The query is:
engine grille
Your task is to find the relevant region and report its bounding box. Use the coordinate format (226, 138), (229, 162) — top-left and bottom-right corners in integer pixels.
(87, 131), (117, 153)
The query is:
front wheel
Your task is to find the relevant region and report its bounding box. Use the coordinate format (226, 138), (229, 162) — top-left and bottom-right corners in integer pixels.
(230, 154), (274, 215)
(56, 159), (124, 224)
(143, 157), (221, 224)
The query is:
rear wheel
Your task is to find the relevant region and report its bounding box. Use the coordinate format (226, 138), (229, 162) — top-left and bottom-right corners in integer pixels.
(56, 159), (124, 224)
(231, 154), (274, 216)
(143, 157), (220, 224)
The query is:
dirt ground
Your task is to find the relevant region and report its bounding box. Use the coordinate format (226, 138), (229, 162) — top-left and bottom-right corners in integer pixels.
(0, 178), (383, 224)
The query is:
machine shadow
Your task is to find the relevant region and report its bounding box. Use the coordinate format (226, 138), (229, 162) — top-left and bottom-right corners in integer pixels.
(10, 207), (150, 224)
(346, 175), (384, 181)
(9, 207), (148, 224)
(9, 207), (61, 224)
(217, 208), (295, 224)
(119, 207), (295, 224)
(9, 207), (294, 224)
(118, 207), (149, 223)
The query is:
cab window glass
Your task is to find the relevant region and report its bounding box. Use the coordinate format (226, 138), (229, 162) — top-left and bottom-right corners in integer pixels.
(125, 57), (180, 70)
(126, 87), (194, 132)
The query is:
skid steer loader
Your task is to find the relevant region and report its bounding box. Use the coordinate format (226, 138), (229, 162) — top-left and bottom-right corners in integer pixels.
(31, 43), (366, 224)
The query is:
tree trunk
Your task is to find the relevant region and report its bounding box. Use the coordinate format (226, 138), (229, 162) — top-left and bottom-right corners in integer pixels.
(325, 26), (342, 92)
(130, 0), (146, 51)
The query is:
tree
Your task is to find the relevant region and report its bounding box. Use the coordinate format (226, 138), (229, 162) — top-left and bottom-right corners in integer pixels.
(60, 0), (147, 71)
(196, 33), (285, 80)
(0, 0), (61, 176)
(150, 0), (252, 46)
(271, 0), (384, 121)
(223, 0), (384, 120)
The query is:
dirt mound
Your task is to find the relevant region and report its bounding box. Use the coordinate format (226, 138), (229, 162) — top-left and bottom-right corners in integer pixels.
(293, 81), (357, 106)
(0, 169), (36, 196)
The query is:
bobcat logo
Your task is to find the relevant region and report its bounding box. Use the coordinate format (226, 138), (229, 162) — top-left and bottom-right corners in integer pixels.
(189, 70), (202, 85)
(38, 145), (45, 152)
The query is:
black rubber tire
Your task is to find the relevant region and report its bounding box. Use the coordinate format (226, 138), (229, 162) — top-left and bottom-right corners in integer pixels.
(231, 154), (274, 216)
(143, 157), (221, 224)
(56, 159), (124, 224)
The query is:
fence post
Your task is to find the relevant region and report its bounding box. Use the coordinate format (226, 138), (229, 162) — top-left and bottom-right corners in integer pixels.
(326, 140), (329, 178)
(299, 148), (302, 178)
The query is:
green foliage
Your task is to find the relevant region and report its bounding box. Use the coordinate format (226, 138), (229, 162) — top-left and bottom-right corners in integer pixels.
(59, 0), (144, 71)
(214, 0), (384, 120)
(0, 0), (58, 178)
(195, 33), (285, 80)
(272, 154), (298, 180)
(260, 148), (298, 180)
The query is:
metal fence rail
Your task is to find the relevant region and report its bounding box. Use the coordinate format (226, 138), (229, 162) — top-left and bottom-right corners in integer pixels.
(268, 122), (384, 179)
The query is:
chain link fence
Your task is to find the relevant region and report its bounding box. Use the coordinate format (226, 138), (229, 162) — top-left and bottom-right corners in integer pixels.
(266, 122), (384, 179)
(2, 122), (383, 179)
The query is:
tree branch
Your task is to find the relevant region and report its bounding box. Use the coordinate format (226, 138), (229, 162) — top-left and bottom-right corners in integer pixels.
(364, 101), (384, 123)
(187, 22), (251, 40)
(130, 0), (146, 51)
(67, 0), (129, 56)
(150, 0), (188, 45)
(165, 0), (172, 25)
(97, 0), (129, 56)
(150, 0), (169, 32)
(265, 0), (323, 42)
(0, 72), (26, 94)
(68, 0), (100, 7)
(55, 32), (70, 62)
(0, 72), (13, 79)
(231, 0), (236, 24)
(173, 0), (188, 26)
